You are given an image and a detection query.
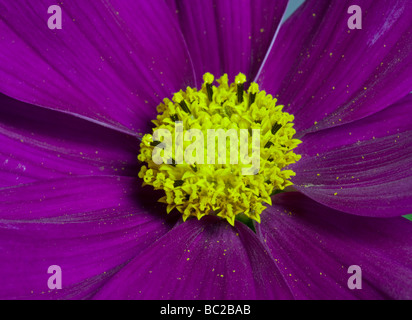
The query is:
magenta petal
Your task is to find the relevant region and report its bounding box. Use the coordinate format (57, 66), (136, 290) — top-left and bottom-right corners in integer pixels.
(172, 0), (288, 85)
(94, 216), (293, 300)
(257, 0), (412, 133)
(0, 94), (139, 188)
(0, 176), (177, 299)
(257, 192), (412, 300)
(291, 94), (412, 217)
(0, 1), (194, 135)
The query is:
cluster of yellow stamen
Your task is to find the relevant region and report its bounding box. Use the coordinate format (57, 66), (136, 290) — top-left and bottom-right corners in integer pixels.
(138, 73), (301, 226)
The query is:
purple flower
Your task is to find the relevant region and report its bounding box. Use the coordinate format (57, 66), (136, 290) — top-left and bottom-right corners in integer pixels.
(1, 0), (411, 300)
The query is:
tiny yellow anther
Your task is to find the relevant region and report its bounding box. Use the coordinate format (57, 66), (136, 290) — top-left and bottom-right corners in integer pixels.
(248, 82), (259, 94)
(172, 91), (184, 103)
(203, 72), (215, 84)
(235, 73), (246, 84)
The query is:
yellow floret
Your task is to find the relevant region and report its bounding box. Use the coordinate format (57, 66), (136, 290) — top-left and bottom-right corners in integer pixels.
(138, 73), (301, 226)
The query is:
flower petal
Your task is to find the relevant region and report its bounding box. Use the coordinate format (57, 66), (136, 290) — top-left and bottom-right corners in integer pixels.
(291, 94), (412, 217)
(0, 1), (194, 135)
(0, 176), (177, 299)
(94, 216), (293, 300)
(257, 0), (412, 133)
(257, 192), (412, 299)
(0, 94), (139, 188)
(171, 0), (288, 85)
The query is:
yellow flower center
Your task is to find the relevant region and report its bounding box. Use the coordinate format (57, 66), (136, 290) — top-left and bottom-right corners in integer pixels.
(138, 73), (301, 226)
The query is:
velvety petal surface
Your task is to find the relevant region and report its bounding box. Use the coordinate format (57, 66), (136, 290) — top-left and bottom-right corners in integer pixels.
(257, 192), (412, 299)
(0, 0), (194, 135)
(94, 216), (293, 300)
(291, 94), (412, 217)
(0, 176), (178, 299)
(0, 94), (139, 188)
(170, 0), (288, 85)
(257, 0), (412, 133)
